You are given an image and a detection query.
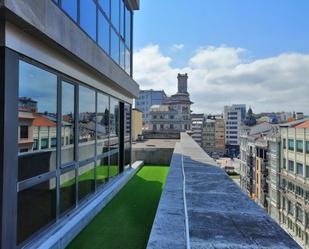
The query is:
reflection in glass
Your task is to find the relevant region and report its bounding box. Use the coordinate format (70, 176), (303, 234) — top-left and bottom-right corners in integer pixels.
(79, 86), (96, 162)
(60, 169), (76, 214)
(62, 82), (75, 164)
(97, 93), (109, 155)
(99, 0), (110, 17)
(18, 61), (57, 181)
(124, 103), (131, 166)
(120, 41), (125, 70)
(109, 98), (119, 177)
(125, 48), (131, 75)
(125, 6), (131, 48)
(120, 0), (125, 37)
(17, 178), (56, 244)
(98, 11), (110, 54)
(96, 158), (108, 187)
(78, 162), (95, 201)
(61, 0), (78, 21)
(111, 0), (120, 32)
(111, 29), (120, 63)
(80, 0), (97, 40)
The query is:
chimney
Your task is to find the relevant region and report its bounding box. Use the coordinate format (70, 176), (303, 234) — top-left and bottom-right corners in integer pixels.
(177, 73), (188, 93)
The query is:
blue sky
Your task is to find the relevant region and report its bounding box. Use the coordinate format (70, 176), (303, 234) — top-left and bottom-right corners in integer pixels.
(135, 0), (309, 64)
(133, 0), (309, 114)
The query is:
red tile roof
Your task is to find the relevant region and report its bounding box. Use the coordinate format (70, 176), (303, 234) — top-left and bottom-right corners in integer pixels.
(295, 120), (309, 128)
(33, 115), (56, 127)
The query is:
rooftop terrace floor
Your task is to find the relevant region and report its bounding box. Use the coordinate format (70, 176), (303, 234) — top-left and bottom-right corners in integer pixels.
(147, 133), (300, 249)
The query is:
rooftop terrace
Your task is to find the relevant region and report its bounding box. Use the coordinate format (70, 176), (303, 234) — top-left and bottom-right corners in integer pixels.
(147, 133), (300, 249)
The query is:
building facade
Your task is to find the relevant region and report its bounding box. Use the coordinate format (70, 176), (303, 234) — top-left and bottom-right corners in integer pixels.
(223, 104), (246, 156)
(132, 108), (142, 141)
(279, 120), (309, 248)
(214, 118), (226, 155)
(147, 74), (192, 138)
(191, 114), (204, 146)
(0, 0), (139, 248)
(202, 119), (216, 155)
(135, 90), (166, 127)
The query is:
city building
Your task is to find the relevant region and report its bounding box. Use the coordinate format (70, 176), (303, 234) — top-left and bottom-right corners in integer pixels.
(202, 118), (215, 155)
(132, 108), (143, 141)
(223, 104), (246, 156)
(279, 119), (309, 247)
(0, 0), (140, 248)
(191, 113), (204, 146)
(146, 73), (193, 138)
(135, 90), (166, 128)
(214, 117), (226, 155)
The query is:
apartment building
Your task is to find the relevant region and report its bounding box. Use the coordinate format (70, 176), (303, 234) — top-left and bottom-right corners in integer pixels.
(223, 104), (246, 156)
(214, 118), (226, 155)
(191, 114), (204, 146)
(279, 119), (309, 248)
(135, 90), (166, 127)
(202, 119), (215, 155)
(0, 0), (140, 248)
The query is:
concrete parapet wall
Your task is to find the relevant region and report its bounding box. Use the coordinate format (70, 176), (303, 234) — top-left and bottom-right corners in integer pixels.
(132, 147), (173, 165)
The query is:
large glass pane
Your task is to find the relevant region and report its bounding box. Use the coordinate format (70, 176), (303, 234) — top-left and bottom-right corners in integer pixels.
(79, 86), (96, 162)
(78, 162), (95, 201)
(99, 0), (110, 17)
(125, 6), (131, 48)
(120, 41), (125, 69)
(61, 0), (78, 21)
(111, 29), (120, 63)
(61, 82), (75, 165)
(96, 158), (108, 187)
(80, 0), (97, 40)
(60, 169), (76, 214)
(124, 103), (131, 167)
(109, 98), (119, 177)
(97, 93), (109, 155)
(17, 178), (56, 244)
(98, 11), (110, 54)
(111, 0), (120, 32)
(125, 48), (131, 75)
(120, 0), (125, 37)
(18, 61), (57, 181)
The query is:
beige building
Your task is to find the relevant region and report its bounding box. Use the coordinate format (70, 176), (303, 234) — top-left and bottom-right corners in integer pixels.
(132, 108), (143, 141)
(279, 119), (309, 248)
(214, 118), (225, 154)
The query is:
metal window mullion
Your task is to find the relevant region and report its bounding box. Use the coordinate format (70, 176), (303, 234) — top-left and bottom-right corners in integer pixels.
(74, 85), (79, 206)
(107, 96), (110, 179)
(55, 76), (62, 220)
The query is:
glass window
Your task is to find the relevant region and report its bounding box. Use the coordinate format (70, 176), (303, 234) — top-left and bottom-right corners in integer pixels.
(288, 160), (294, 173)
(80, 0), (97, 41)
(297, 163), (303, 176)
(282, 158), (286, 169)
(79, 86), (96, 162)
(306, 141), (309, 154)
(288, 139), (294, 150)
(61, 0), (78, 21)
(109, 97), (119, 177)
(283, 138), (286, 149)
(96, 158), (108, 187)
(120, 41), (125, 69)
(61, 82), (75, 165)
(124, 103), (131, 167)
(125, 48), (131, 74)
(296, 206), (304, 223)
(17, 178), (56, 244)
(296, 140), (303, 152)
(97, 93), (109, 155)
(18, 61), (57, 181)
(98, 0), (110, 17)
(98, 11), (110, 54)
(120, 0), (125, 37)
(306, 165), (309, 178)
(20, 125), (29, 139)
(78, 162), (95, 201)
(125, 6), (131, 48)
(111, 28), (120, 63)
(60, 169), (76, 214)
(111, 0), (120, 32)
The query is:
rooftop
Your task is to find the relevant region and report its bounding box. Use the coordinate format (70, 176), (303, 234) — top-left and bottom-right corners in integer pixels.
(147, 133), (300, 249)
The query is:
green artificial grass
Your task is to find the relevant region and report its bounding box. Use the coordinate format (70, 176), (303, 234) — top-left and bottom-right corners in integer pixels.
(66, 166), (169, 249)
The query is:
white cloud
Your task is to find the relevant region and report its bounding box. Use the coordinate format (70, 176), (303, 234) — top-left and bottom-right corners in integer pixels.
(170, 43), (185, 51)
(133, 44), (309, 114)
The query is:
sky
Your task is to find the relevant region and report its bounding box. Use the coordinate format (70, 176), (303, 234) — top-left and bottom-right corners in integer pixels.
(133, 0), (309, 114)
